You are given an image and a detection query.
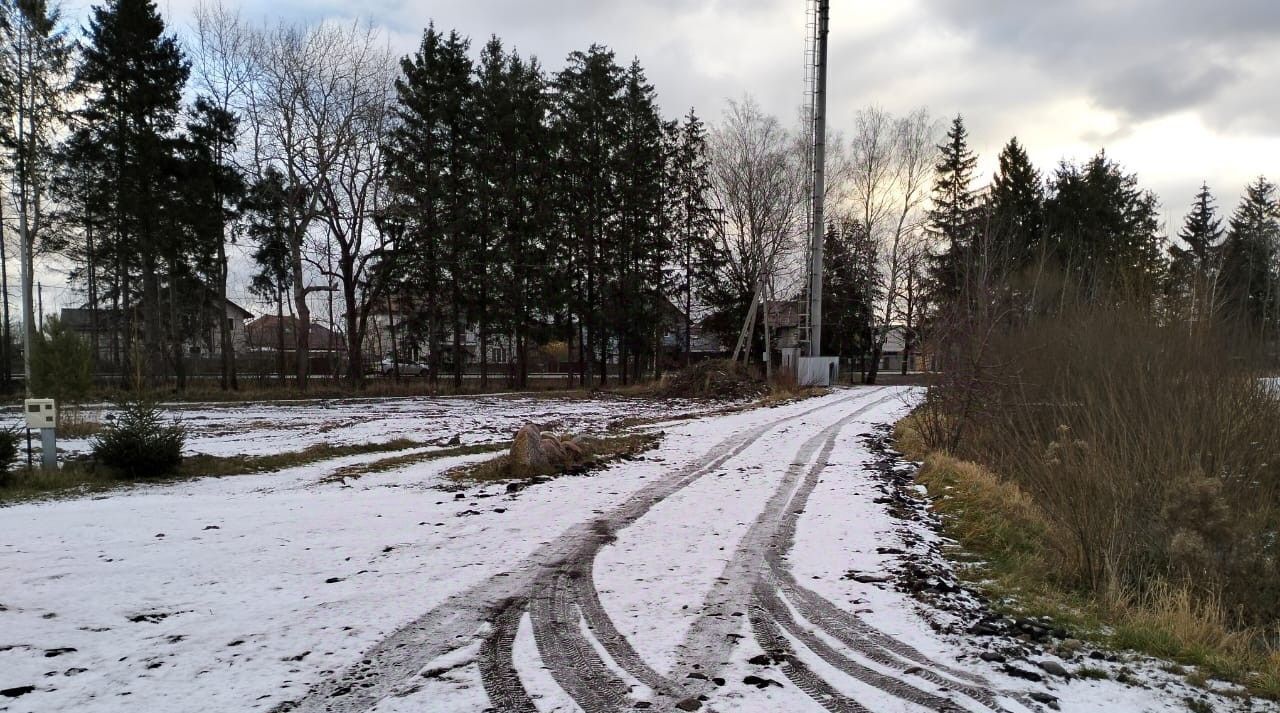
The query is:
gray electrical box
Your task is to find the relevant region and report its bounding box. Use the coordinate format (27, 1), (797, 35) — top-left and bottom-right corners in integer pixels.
(24, 399), (56, 429)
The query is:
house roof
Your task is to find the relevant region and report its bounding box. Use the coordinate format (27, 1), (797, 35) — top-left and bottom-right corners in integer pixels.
(766, 300), (804, 328)
(246, 315), (347, 350)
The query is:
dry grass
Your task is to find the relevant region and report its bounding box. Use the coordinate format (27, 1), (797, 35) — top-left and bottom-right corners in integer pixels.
(448, 432), (660, 484)
(901, 412), (1280, 699)
(57, 406), (103, 439)
(0, 438), (429, 505)
(319, 442), (508, 483)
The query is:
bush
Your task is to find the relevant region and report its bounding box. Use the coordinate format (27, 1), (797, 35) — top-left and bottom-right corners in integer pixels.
(0, 427), (20, 481)
(91, 400), (186, 478)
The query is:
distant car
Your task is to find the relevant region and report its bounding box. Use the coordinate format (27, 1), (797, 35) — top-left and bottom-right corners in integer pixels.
(380, 357), (429, 376)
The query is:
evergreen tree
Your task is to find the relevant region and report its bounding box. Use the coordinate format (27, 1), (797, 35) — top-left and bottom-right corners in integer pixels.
(1044, 151), (1164, 298)
(551, 45), (624, 386)
(667, 108), (719, 367)
(928, 115), (979, 299)
(822, 217), (879, 366)
(612, 59), (668, 383)
(986, 136), (1044, 271)
(74, 0), (189, 385)
(1219, 177), (1280, 336)
(241, 167), (292, 383)
(1169, 183), (1225, 318)
(385, 25), (476, 387)
(182, 97), (244, 388)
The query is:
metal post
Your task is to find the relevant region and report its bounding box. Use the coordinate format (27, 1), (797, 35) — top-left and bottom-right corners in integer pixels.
(39, 427), (55, 470)
(806, 0), (830, 358)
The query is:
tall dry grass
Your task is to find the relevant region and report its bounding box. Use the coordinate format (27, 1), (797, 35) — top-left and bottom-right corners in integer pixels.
(925, 306), (1280, 627)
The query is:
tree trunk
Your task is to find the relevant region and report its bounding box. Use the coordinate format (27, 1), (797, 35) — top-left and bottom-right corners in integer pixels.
(289, 226), (310, 390)
(0, 188), (10, 392)
(276, 289), (286, 385)
(217, 239), (235, 390)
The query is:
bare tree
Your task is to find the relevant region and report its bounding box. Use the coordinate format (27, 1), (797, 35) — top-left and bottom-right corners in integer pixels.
(244, 22), (362, 388)
(192, 0), (254, 390)
(845, 105), (937, 384)
(307, 30), (395, 384)
(707, 96), (807, 368)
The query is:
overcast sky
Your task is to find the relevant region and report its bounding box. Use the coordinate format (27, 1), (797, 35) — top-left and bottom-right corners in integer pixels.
(40, 0), (1280, 312)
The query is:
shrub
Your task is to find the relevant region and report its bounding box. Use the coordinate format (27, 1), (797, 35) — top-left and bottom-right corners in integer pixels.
(0, 427), (20, 481)
(92, 400), (186, 478)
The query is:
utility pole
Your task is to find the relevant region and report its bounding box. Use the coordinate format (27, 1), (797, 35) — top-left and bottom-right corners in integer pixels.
(806, 0), (830, 358)
(37, 282), (43, 331)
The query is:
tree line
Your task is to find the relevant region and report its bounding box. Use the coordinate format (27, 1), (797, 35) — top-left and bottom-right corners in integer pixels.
(0, 0), (724, 392)
(3, 0), (1277, 395)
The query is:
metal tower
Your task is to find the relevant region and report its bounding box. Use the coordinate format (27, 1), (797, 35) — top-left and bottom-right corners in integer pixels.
(804, 0), (830, 358)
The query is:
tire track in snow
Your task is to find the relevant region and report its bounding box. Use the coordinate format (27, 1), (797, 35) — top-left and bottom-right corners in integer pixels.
(292, 389), (889, 712)
(675, 390), (1025, 712)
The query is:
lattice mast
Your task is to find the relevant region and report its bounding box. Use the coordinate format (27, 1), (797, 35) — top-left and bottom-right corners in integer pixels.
(802, 0), (830, 358)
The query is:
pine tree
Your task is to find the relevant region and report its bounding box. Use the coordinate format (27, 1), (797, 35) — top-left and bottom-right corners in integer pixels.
(986, 136), (1043, 271)
(1219, 177), (1280, 336)
(928, 115), (979, 299)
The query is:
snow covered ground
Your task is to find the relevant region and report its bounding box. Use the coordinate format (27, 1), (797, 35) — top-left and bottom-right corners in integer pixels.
(0, 387), (1269, 712)
(0, 393), (716, 458)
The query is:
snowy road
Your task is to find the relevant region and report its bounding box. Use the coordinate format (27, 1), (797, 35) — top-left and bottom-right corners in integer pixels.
(0, 388), (1250, 712)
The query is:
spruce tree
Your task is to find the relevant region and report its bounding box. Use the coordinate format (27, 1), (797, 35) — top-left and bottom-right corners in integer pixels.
(822, 217), (879, 365)
(241, 168), (292, 383)
(182, 97), (244, 389)
(1169, 183), (1224, 317)
(612, 59), (667, 383)
(1044, 151), (1163, 298)
(552, 45), (624, 386)
(1219, 177), (1280, 336)
(987, 136), (1043, 271)
(74, 0), (189, 385)
(928, 115), (978, 299)
(385, 25), (475, 387)
(667, 108), (719, 367)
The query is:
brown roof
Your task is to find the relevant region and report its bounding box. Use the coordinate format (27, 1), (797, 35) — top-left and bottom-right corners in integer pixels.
(766, 300), (804, 328)
(246, 315), (347, 351)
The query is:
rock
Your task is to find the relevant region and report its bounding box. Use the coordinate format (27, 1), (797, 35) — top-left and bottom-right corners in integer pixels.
(845, 572), (892, 584)
(674, 697), (702, 711)
(1000, 664), (1042, 682)
(562, 439), (585, 461)
(540, 437), (568, 466)
(509, 424), (550, 477)
(0, 686), (34, 698)
(1028, 691), (1060, 709)
(1037, 660), (1071, 679)
(747, 654), (773, 666)
(742, 675), (783, 689)
(43, 648), (76, 658)
(978, 651), (1006, 663)
(447, 434), (462, 446)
